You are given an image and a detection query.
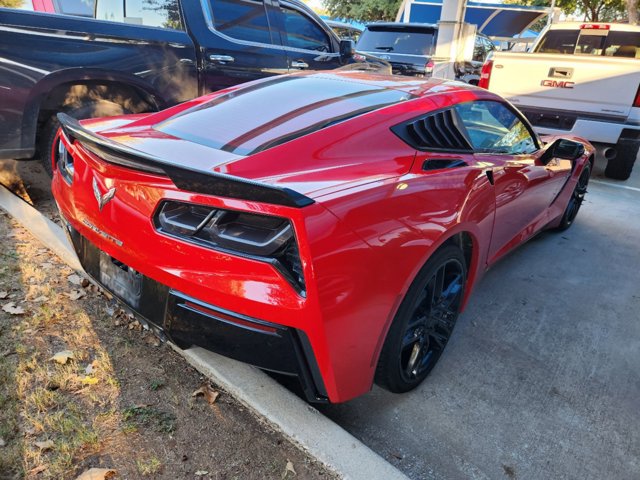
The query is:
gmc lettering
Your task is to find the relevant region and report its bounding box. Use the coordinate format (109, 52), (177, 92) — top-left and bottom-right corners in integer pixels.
(540, 80), (575, 89)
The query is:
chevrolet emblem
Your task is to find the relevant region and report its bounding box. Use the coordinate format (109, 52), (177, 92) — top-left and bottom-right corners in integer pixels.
(92, 177), (116, 212)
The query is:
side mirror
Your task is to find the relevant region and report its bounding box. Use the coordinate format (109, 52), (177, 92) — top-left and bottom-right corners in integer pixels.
(340, 39), (356, 59)
(541, 139), (585, 164)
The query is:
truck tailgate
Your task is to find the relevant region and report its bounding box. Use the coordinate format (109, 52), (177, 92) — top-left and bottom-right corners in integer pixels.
(488, 52), (640, 118)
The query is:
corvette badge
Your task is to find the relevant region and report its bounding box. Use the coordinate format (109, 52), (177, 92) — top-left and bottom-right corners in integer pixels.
(92, 177), (116, 211)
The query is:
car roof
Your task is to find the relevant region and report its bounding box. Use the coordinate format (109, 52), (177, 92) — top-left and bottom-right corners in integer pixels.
(151, 71), (478, 156)
(325, 19), (363, 31)
(365, 22), (439, 30)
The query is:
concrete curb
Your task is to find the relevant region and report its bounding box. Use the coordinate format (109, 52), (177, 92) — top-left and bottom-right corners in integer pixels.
(0, 185), (82, 271)
(0, 184), (408, 480)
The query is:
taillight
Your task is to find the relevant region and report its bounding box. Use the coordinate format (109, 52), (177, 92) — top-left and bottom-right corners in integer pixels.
(580, 23), (610, 30)
(478, 59), (493, 89)
(55, 136), (74, 185)
(634, 85), (640, 108)
(425, 60), (435, 76)
(154, 201), (305, 293)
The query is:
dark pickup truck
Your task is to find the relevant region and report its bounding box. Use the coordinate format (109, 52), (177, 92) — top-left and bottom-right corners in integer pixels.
(0, 0), (357, 170)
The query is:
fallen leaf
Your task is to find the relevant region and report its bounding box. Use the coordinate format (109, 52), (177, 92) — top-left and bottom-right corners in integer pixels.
(195, 471), (208, 477)
(192, 384), (220, 405)
(0, 437), (5, 447)
(34, 440), (54, 451)
(0, 291), (8, 299)
(75, 468), (117, 480)
(283, 460), (296, 478)
(33, 296), (49, 302)
(145, 335), (161, 347)
(67, 274), (82, 286)
(2, 302), (25, 315)
(28, 464), (49, 475)
(81, 376), (99, 385)
(66, 289), (86, 301)
(40, 262), (54, 270)
(50, 350), (74, 364)
(85, 363), (95, 375)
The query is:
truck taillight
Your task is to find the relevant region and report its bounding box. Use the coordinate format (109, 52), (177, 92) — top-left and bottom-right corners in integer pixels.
(425, 60), (435, 75)
(580, 23), (610, 30)
(478, 59), (493, 89)
(634, 85), (640, 108)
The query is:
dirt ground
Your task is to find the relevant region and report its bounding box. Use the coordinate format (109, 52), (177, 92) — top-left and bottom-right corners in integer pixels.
(0, 161), (336, 479)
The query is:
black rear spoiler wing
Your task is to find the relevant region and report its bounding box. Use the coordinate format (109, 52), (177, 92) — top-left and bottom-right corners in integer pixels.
(57, 113), (315, 208)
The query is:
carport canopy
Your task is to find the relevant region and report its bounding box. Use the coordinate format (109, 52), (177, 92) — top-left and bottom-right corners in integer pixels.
(397, 0), (548, 37)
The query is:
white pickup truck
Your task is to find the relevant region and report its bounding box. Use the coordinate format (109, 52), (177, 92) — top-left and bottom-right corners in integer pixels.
(479, 22), (640, 180)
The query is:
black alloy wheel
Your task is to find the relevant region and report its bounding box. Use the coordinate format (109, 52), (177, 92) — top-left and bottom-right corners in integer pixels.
(376, 245), (466, 393)
(557, 164), (590, 231)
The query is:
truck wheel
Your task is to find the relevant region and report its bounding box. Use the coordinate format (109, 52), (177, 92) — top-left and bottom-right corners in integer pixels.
(375, 245), (466, 393)
(604, 138), (640, 181)
(39, 101), (130, 177)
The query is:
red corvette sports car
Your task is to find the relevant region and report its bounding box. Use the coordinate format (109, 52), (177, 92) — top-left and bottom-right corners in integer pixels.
(51, 71), (592, 403)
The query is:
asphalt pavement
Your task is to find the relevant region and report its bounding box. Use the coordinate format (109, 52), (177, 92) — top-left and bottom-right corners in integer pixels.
(318, 159), (640, 479)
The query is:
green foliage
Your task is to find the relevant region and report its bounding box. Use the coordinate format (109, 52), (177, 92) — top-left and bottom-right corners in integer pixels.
(323, 0), (403, 22)
(505, 0), (626, 22)
(0, 0), (25, 8)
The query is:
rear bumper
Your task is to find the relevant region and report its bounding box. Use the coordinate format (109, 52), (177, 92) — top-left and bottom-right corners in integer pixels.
(520, 106), (640, 145)
(63, 218), (329, 402)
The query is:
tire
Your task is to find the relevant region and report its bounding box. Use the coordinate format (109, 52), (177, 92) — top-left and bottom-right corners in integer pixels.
(375, 245), (467, 393)
(38, 101), (130, 177)
(556, 164), (590, 231)
(604, 138), (639, 181)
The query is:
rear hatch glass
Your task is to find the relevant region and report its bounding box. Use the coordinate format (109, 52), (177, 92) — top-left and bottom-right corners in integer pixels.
(357, 26), (436, 56)
(155, 75), (415, 155)
(535, 29), (640, 58)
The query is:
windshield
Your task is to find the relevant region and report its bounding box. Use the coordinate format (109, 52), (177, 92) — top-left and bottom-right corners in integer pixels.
(536, 29), (640, 58)
(357, 27), (436, 56)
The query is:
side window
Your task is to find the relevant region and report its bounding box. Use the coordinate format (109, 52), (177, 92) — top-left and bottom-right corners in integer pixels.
(280, 6), (330, 52)
(210, 0), (273, 45)
(56, 0), (95, 17)
(96, 0), (183, 29)
(472, 36), (485, 62)
(96, 0), (124, 22)
(124, 0), (183, 29)
(454, 101), (538, 155)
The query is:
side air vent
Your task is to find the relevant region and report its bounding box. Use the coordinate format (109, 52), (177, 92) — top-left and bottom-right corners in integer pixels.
(392, 109), (472, 152)
(422, 159), (468, 171)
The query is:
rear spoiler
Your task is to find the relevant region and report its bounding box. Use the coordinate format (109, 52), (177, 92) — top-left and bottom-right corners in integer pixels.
(57, 113), (315, 208)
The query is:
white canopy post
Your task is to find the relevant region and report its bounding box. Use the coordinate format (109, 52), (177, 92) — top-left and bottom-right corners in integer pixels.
(432, 0), (472, 79)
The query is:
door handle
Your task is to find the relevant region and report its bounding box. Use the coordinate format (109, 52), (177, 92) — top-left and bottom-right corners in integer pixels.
(291, 61), (309, 69)
(209, 54), (235, 64)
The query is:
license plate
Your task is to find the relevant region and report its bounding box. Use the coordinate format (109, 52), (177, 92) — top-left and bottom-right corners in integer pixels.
(99, 252), (143, 309)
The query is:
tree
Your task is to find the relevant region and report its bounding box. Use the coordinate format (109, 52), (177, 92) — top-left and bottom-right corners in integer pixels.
(628, 0), (638, 23)
(322, 0), (402, 22)
(506, 0), (625, 23)
(0, 0), (25, 8)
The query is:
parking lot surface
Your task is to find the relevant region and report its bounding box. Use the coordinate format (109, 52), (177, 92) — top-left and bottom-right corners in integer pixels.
(318, 164), (640, 479)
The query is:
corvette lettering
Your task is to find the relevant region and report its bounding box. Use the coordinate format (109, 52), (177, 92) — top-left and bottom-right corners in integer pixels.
(541, 80), (575, 89)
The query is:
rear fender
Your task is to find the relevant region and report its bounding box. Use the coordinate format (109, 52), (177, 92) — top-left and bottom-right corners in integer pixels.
(21, 69), (167, 151)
